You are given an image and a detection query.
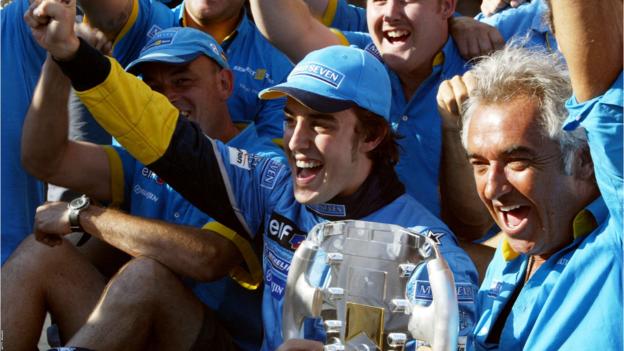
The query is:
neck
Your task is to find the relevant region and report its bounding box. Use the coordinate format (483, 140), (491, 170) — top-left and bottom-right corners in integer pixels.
(184, 8), (242, 43)
(398, 65), (433, 101)
(203, 112), (240, 143)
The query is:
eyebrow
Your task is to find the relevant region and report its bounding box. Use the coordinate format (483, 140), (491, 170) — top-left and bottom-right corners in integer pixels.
(283, 107), (338, 122)
(467, 145), (538, 159)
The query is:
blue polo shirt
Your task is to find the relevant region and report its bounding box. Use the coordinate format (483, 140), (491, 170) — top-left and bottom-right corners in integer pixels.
(476, 0), (557, 52)
(109, 122), (282, 351)
(339, 31), (469, 216)
(106, 0), (175, 67)
(472, 72), (623, 350)
(173, 4), (293, 141)
(323, 0), (367, 32)
(1, 0), (48, 265)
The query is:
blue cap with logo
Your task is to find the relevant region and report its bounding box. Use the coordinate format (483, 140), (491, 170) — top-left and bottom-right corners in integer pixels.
(126, 27), (228, 74)
(259, 45), (391, 120)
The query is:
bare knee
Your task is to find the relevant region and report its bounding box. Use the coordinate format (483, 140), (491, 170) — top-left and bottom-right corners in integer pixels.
(104, 257), (178, 306)
(3, 234), (82, 277)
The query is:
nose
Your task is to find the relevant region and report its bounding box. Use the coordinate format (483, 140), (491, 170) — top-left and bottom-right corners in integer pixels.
(287, 118), (311, 154)
(483, 164), (511, 201)
(383, 0), (402, 22)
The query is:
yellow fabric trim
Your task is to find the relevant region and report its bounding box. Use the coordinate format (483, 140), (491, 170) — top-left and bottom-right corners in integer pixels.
(330, 28), (349, 46)
(76, 58), (179, 165)
(271, 138), (284, 148)
(101, 145), (125, 207)
(112, 0), (139, 48)
(572, 209), (598, 239)
(203, 222), (263, 290)
(501, 238), (520, 261)
(321, 0), (338, 26)
(432, 51), (444, 67)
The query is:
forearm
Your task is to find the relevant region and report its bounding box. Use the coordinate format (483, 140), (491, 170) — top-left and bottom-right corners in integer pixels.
(439, 128), (493, 241)
(550, 0), (622, 101)
(22, 57), (71, 180)
(249, 0), (340, 62)
(78, 206), (241, 281)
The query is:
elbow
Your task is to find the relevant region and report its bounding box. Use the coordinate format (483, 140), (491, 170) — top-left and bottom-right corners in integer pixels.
(189, 246), (234, 282)
(21, 152), (51, 181)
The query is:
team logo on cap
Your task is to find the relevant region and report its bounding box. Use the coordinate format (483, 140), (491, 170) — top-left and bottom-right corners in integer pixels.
(290, 62), (345, 88)
(142, 30), (175, 52)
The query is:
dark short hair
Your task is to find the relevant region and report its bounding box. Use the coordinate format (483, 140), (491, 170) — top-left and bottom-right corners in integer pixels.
(352, 106), (400, 167)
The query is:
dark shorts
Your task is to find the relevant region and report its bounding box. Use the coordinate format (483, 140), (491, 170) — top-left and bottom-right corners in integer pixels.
(190, 305), (241, 351)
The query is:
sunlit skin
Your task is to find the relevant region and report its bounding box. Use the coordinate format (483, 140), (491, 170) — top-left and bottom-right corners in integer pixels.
(78, 0), (133, 38)
(139, 56), (238, 142)
(183, 0), (245, 42)
(283, 98), (380, 204)
(366, 0), (455, 97)
(466, 96), (597, 259)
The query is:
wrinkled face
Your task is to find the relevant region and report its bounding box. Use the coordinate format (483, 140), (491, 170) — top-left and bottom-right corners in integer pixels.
(140, 56), (232, 136)
(185, 0), (245, 24)
(366, 0), (453, 74)
(283, 99), (373, 204)
(466, 97), (583, 256)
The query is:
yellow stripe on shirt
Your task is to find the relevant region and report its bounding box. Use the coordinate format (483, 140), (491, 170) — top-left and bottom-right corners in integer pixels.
(102, 145), (125, 207)
(203, 222), (263, 290)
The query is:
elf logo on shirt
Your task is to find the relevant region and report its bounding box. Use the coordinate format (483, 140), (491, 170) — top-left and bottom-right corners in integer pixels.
(267, 213), (307, 251)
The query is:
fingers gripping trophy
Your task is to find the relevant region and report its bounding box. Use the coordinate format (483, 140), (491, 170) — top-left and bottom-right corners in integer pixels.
(283, 221), (459, 351)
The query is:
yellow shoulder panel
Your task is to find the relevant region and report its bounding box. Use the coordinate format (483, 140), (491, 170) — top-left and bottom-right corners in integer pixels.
(76, 57), (179, 165)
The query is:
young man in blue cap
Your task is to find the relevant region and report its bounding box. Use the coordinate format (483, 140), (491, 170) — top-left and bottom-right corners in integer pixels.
(3, 27), (281, 350)
(24, 1), (478, 349)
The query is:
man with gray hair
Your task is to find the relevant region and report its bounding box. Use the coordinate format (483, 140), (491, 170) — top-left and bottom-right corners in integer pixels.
(438, 0), (622, 349)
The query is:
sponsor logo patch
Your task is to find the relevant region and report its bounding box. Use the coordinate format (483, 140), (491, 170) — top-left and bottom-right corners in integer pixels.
(142, 30), (175, 51)
(408, 280), (475, 304)
(133, 184), (159, 202)
(228, 147), (251, 170)
(267, 213), (307, 251)
(289, 62), (345, 88)
(265, 269), (286, 298)
(306, 203), (346, 217)
(261, 159), (284, 190)
(488, 280), (503, 298)
(364, 43), (383, 62)
(141, 167), (165, 185)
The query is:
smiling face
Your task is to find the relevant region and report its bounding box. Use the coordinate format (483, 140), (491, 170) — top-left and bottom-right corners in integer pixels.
(139, 56), (233, 138)
(366, 0), (454, 75)
(466, 96), (590, 256)
(283, 99), (376, 204)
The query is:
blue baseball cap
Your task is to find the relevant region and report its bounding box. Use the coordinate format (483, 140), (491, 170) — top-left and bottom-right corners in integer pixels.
(259, 45), (391, 120)
(126, 27), (229, 74)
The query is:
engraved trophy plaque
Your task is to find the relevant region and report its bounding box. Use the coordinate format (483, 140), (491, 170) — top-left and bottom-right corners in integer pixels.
(282, 220), (458, 351)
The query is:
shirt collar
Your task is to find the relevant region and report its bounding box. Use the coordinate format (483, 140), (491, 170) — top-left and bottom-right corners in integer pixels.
(502, 196), (605, 261)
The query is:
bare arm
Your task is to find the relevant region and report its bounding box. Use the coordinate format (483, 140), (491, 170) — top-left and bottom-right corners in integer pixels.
(34, 202), (242, 281)
(21, 56), (112, 201)
(302, 0), (330, 20)
(438, 74), (494, 241)
(550, 0), (622, 101)
(249, 0), (341, 62)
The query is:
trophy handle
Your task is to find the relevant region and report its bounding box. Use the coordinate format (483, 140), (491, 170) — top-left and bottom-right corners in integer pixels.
(282, 240), (324, 340)
(408, 248), (459, 351)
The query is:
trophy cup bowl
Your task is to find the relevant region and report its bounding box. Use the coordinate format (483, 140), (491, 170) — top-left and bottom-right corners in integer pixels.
(282, 220), (458, 351)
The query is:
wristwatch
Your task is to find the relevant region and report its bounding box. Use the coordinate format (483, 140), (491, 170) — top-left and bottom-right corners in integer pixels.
(68, 195), (90, 232)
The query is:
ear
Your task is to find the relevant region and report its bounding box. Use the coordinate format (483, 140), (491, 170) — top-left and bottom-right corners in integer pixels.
(216, 68), (234, 100)
(440, 0), (457, 19)
(572, 146), (595, 181)
(358, 124), (386, 154)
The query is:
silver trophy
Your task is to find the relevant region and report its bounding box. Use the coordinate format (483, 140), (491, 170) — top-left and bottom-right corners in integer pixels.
(283, 220), (458, 351)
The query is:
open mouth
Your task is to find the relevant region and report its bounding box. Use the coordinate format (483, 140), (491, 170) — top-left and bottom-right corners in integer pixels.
(384, 29), (410, 44)
(295, 159), (323, 184)
(499, 205), (530, 233)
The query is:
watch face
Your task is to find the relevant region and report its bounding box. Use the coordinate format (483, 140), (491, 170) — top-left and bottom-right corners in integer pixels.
(70, 196), (89, 209)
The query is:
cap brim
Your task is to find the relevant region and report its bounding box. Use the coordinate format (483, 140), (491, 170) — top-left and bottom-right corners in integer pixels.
(126, 50), (201, 74)
(259, 86), (355, 113)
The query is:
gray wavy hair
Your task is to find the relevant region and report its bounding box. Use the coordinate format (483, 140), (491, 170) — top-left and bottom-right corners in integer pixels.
(461, 44), (588, 175)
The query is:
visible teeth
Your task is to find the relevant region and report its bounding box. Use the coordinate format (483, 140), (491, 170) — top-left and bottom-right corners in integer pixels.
(500, 205), (521, 212)
(387, 30), (408, 38)
(296, 160), (322, 169)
